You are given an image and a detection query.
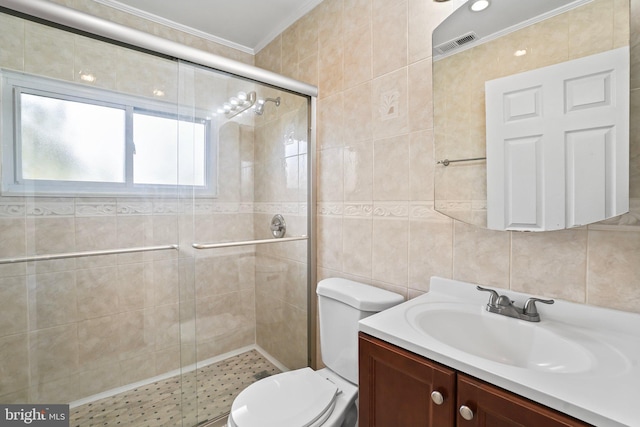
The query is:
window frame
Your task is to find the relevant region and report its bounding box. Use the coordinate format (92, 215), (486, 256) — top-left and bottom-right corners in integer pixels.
(1, 70), (218, 197)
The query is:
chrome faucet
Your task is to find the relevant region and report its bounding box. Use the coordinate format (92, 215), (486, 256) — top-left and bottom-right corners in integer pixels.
(476, 286), (554, 322)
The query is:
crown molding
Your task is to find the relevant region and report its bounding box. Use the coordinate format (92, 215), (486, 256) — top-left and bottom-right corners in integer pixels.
(93, 0), (324, 56)
(93, 0), (255, 54)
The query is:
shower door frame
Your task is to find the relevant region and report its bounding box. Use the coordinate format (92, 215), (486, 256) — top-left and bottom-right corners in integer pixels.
(0, 0), (317, 97)
(0, 0), (319, 402)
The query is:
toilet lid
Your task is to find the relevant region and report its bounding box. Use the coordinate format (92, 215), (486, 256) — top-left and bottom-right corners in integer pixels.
(230, 368), (339, 427)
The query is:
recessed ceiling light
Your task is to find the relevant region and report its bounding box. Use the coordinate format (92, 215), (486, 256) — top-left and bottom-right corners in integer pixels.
(470, 0), (490, 12)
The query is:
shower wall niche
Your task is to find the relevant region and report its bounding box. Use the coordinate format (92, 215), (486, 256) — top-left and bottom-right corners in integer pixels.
(0, 8), (312, 427)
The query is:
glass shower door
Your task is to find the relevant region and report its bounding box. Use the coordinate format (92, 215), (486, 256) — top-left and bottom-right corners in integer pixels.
(0, 13), (196, 427)
(0, 8), (312, 427)
(178, 61), (312, 425)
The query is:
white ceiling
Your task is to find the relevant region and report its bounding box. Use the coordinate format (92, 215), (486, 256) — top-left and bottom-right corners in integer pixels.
(94, 0), (324, 54)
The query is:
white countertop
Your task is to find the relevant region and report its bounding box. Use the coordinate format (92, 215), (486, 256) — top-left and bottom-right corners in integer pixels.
(358, 277), (640, 427)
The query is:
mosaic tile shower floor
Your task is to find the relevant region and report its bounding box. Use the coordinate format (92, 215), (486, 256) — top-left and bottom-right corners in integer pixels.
(70, 350), (281, 427)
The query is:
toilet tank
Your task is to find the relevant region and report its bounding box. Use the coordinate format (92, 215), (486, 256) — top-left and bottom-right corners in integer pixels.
(316, 278), (404, 384)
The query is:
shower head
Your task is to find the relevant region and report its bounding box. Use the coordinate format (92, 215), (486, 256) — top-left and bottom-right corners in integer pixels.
(254, 97), (280, 115)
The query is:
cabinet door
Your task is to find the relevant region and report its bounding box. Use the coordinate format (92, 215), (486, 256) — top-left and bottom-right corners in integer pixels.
(457, 374), (593, 427)
(359, 333), (456, 427)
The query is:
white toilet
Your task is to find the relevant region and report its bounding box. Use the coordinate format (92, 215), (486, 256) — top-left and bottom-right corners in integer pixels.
(227, 277), (405, 427)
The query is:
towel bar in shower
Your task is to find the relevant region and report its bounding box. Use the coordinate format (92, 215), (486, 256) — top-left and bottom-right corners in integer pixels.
(192, 235), (308, 250)
(0, 244), (179, 265)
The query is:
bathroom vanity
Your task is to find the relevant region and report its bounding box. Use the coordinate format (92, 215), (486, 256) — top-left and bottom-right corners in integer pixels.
(358, 277), (640, 427)
(359, 333), (589, 426)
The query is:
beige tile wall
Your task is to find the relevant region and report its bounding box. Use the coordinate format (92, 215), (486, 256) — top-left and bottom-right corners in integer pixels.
(0, 196), (184, 403)
(256, 0), (640, 316)
(0, 199), (261, 404)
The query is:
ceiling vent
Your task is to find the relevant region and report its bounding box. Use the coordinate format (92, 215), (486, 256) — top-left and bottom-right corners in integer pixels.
(434, 32), (478, 55)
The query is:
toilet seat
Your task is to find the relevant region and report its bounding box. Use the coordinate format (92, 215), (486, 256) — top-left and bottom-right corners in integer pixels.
(228, 368), (340, 427)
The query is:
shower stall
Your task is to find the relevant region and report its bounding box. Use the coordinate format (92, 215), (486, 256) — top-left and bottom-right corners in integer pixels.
(0, 2), (316, 426)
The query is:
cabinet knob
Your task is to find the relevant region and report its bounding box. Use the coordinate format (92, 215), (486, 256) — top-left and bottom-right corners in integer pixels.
(459, 405), (475, 421)
(430, 391), (444, 405)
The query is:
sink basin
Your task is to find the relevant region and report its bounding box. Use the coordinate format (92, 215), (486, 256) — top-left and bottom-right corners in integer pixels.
(406, 303), (596, 374)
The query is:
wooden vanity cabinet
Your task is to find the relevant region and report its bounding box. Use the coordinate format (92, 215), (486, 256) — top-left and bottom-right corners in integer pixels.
(359, 333), (592, 427)
(359, 332), (456, 426)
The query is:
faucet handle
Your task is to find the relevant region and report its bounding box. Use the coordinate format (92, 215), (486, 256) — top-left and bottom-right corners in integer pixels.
(523, 297), (554, 316)
(476, 286), (499, 306)
(496, 294), (513, 307)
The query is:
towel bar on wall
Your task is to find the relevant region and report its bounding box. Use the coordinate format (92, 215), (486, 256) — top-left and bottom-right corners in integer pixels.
(192, 235), (308, 250)
(0, 244), (179, 265)
(436, 157), (487, 166)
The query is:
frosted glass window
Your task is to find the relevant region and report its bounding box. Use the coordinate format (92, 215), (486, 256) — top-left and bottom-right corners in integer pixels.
(1, 70), (215, 196)
(133, 112), (206, 186)
(20, 93), (125, 182)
